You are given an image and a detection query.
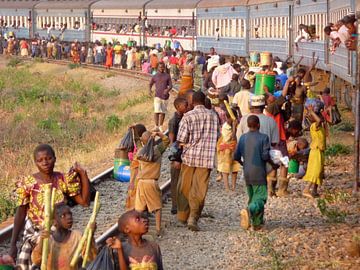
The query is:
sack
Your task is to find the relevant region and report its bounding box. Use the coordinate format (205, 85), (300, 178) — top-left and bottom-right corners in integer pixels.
(168, 142), (182, 162)
(331, 105), (341, 125)
(118, 128), (134, 152)
(86, 246), (115, 270)
(302, 117), (311, 131)
(281, 100), (292, 122)
(137, 137), (155, 162)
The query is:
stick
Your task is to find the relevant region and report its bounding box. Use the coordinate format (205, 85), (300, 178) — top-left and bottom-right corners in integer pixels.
(224, 100), (236, 121)
(71, 192), (100, 268)
(82, 192), (100, 267)
(41, 184), (52, 270)
(50, 188), (56, 221)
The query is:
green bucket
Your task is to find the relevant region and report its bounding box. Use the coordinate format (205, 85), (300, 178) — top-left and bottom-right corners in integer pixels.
(0, 266), (14, 270)
(127, 41), (134, 47)
(114, 158), (130, 178)
(254, 73), (275, 95)
(288, 159), (299, 174)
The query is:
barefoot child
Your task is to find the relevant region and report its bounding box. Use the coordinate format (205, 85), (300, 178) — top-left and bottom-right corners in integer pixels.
(31, 203), (97, 269)
(168, 97), (188, 214)
(106, 210), (163, 270)
(135, 131), (170, 236)
(217, 108), (240, 191)
(234, 115), (274, 230)
(302, 106), (326, 198)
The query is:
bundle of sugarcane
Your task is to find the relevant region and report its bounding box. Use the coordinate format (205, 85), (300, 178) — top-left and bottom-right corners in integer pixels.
(41, 184), (55, 270)
(224, 100), (236, 121)
(70, 192), (100, 268)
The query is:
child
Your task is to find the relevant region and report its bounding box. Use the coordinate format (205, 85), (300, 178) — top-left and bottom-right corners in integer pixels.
(125, 124), (147, 211)
(294, 24), (311, 51)
(135, 131), (170, 236)
(221, 73), (241, 97)
(106, 210), (163, 270)
(302, 106), (326, 198)
(31, 203), (97, 270)
(168, 98), (188, 214)
(217, 109), (240, 191)
(234, 115), (274, 230)
(324, 26), (341, 54)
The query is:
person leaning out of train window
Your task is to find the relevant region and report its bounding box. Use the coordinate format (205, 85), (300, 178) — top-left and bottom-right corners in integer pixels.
(324, 25), (341, 54)
(9, 144), (91, 269)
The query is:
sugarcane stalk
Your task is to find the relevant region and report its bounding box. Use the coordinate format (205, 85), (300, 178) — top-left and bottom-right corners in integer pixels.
(50, 187), (56, 220)
(224, 100), (236, 121)
(41, 184), (52, 270)
(71, 192), (100, 268)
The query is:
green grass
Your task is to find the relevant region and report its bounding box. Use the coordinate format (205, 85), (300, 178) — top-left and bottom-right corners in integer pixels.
(325, 143), (352, 157)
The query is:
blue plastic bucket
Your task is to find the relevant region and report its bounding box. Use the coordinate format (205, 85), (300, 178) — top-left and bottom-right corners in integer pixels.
(114, 165), (131, 182)
(113, 158), (130, 178)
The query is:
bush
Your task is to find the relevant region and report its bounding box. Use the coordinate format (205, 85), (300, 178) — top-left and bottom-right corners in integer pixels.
(106, 115), (121, 132)
(7, 57), (22, 67)
(325, 143), (352, 156)
(0, 195), (16, 223)
(68, 63), (80, 69)
(334, 121), (354, 132)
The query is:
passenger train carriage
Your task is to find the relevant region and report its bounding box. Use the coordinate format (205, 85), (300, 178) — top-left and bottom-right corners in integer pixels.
(0, 0), (358, 112)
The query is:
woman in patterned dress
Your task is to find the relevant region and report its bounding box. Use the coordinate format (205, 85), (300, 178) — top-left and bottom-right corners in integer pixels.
(9, 144), (91, 270)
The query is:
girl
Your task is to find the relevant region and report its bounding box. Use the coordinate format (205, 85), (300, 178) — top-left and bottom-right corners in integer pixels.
(105, 43), (114, 69)
(31, 203), (97, 270)
(217, 109), (240, 191)
(10, 144), (90, 270)
(302, 106), (326, 198)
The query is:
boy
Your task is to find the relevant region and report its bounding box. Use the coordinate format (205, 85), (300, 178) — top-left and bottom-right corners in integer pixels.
(31, 203), (97, 270)
(135, 131), (170, 236)
(234, 115), (273, 230)
(168, 97), (188, 214)
(107, 210), (163, 270)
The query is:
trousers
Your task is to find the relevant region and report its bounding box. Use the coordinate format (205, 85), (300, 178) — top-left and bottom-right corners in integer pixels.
(246, 184), (267, 226)
(177, 164), (211, 222)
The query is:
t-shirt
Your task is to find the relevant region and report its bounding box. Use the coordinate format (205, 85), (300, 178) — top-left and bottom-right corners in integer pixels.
(237, 113), (279, 144)
(232, 90), (251, 116)
(149, 72), (172, 100)
(338, 25), (350, 44)
(122, 239), (163, 270)
(168, 112), (182, 140)
(234, 130), (270, 185)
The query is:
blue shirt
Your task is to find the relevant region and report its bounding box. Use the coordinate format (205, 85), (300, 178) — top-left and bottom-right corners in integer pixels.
(234, 130), (270, 185)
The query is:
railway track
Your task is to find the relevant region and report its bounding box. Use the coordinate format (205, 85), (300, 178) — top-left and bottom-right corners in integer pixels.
(0, 143), (172, 255)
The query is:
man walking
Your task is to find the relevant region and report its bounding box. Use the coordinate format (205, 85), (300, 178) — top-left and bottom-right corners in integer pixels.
(149, 62), (172, 131)
(176, 91), (219, 231)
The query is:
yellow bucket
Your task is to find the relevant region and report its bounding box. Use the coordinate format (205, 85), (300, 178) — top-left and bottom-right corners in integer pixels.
(260, 52), (272, 67)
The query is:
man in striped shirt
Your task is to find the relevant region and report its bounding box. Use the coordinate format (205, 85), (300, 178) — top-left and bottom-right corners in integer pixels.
(176, 91), (219, 231)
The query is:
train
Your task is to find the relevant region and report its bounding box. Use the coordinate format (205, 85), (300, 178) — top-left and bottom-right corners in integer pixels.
(0, 0), (358, 111)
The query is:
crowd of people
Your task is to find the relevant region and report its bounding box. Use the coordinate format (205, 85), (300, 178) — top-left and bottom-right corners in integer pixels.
(1, 34), (343, 269)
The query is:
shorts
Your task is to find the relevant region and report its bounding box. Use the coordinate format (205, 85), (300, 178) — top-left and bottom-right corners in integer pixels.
(135, 179), (162, 212)
(154, 97), (168, 114)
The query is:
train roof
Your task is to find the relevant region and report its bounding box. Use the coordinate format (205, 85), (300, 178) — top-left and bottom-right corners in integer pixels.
(247, 0), (288, 5)
(146, 0), (201, 9)
(35, 0), (97, 9)
(0, 0), (41, 9)
(91, 0), (149, 9)
(197, 0), (248, 8)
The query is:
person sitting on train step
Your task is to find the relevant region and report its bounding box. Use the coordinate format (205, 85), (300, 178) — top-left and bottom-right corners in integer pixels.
(212, 56), (237, 93)
(106, 210), (164, 270)
(135, 131), (170, 237)
(31, 203), (97, 270)
(149, 62), (172, 132)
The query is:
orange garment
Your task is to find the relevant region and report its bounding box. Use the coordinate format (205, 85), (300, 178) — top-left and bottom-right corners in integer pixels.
(150, 55), (159, 69)
(31, 230), (96, 270)
(105, 48), (113, 68)
(265, 111), (286, 141)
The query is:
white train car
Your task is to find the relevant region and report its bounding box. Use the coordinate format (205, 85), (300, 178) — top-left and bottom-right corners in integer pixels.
(144, 0), (199, 50)
(91, 0), (147, 46)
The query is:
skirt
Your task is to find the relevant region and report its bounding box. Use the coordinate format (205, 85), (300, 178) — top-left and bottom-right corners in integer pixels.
(178, 75), (194, 96)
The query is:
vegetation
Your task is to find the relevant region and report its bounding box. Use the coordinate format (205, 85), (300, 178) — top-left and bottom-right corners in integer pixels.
(0, 61), (152, 222)
(317, 191), (350, 223)
(325, 143), (352, 157)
